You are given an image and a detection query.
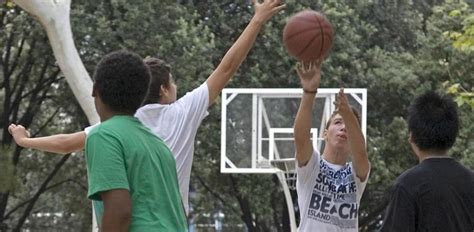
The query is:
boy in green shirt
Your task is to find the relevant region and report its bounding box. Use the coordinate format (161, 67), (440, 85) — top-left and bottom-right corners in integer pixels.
(86, 50), (186, 231)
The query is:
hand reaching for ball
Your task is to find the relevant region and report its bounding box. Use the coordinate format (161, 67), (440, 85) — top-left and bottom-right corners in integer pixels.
(296, 60), (322, 93)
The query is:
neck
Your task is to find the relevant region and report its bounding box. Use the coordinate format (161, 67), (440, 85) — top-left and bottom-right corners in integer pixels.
(322, 146), (348, 165)
(158, 97), (174, 105)
(99, 111), (131, 122)
(417, 149), (449, 162)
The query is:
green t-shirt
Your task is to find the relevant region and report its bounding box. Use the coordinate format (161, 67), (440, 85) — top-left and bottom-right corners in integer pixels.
(86, 115), (187, 231)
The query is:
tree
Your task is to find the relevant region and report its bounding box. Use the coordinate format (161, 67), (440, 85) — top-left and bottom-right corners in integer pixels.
(0, 3), (90, 231)
(1, 0), (216, 230)
(1, 0), (473, 231)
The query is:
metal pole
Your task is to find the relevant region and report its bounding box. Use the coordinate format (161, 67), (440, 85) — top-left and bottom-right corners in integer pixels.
(276, 172), (297, 231)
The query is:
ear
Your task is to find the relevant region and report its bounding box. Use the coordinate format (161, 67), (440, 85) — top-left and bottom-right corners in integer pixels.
(323, 129), (328, 141)
(92, 83), (98, 97)
(160, 84), (168, 97)
(408, 132), (413, 144)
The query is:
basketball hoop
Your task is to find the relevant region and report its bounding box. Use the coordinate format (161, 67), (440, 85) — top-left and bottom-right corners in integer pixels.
(271, 158), (297, 191)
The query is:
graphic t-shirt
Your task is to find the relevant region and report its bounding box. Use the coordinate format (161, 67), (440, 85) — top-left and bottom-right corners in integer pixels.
(86, 116), (187, 231)
(296, 150), (369, 232)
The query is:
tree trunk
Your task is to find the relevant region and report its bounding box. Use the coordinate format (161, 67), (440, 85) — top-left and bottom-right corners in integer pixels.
(14, 0), (99, 124)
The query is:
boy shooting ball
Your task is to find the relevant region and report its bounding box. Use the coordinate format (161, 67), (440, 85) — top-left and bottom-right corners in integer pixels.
(293, 60), (370, 231)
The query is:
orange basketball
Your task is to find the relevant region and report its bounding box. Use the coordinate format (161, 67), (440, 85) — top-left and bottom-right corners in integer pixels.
(283, 10), (334, 62)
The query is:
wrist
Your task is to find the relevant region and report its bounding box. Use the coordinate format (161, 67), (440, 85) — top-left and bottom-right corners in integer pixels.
(251, 15), (267, 26)
(15, 137), (27, 147)
(303, 89), (317, 94)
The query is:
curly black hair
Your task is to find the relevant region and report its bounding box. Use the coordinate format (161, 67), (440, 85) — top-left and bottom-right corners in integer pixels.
(93, 50), (151, 114)
(408, 91), (459, 151)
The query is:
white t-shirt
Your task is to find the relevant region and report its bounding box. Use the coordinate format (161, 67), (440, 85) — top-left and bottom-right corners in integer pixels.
(296, 150), (369, 232)
(85, 83), (209, 215)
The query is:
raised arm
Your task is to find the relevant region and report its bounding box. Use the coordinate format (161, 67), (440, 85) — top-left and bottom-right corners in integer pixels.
(294, 62), (322, 167)
(334, 89), (370, 181)
(206, 0), (285, 104)
(8, 124), (86, 154)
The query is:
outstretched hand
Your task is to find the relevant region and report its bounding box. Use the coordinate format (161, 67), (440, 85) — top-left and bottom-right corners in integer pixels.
(296, 60), (322, 93)
(252, 0), (286, 23)
(333, 88), (352, 116)
(8, 124), (31, 144)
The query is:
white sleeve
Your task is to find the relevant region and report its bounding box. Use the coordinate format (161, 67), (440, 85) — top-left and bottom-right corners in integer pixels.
(175, 83), (209, 124)
(84, 123), (100, 135)
(296, 150), (320, 185)
(351, 162), (371, 201)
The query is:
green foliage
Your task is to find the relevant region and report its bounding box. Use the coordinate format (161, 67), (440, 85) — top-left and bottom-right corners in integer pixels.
(5, 0), (14, 8)
(440, 1), (474, 52)
(2, 0), (473, 231)
(444, 81), (474, 108)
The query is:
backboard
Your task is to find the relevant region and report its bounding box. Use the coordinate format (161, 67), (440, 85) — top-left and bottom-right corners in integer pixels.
(220, 88), (367, 174)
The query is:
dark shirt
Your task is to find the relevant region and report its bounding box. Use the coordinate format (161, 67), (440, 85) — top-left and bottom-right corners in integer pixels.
(380, 158), (474, 232)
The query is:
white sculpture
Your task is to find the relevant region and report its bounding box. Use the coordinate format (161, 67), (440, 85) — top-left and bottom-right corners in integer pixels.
(14, 0), (100, 231)
(14, 0), (99, 125)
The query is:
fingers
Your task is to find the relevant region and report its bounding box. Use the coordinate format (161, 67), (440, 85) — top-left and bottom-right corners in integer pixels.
(8, 123), (28, 136)
(339, 88), (348, 102)
(255, 0), (286, 13)
(303, 58), (323, 73)
(266, 0), (281, 5)
(333, 88), (349, 112)
(8, 124), (16, 134)
(296, 62), (311, 74)
(273, 4), (286, 13)
(295, 63), (303, 76)
(297, 61), (317, 72)
(315, 58), (323, 69)
(272, 0), (286, 9)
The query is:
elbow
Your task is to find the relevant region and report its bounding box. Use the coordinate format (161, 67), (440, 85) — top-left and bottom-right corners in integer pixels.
(56, 134), (82, 154)
(217, 61), (238, 78)
(56, 143), (76, 154)
(118, 207), (132, 225)
(103, 206), (131, 232)
(293, 124), (310, 139)
(293, 130), (310, 143)
(116, 205), (132, 231)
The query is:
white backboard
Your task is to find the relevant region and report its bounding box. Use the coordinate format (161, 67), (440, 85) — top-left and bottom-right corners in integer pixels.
(220, 88), (367, 174)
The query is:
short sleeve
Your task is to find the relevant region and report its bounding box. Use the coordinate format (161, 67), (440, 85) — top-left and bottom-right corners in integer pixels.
(84, 123), (100, 135)
(86, 131), (129, 201)
(296, 150), (320, 185)
(380, 184), (416, 232)
(176, 83), (209, 123)
(352, 162), (371, 201)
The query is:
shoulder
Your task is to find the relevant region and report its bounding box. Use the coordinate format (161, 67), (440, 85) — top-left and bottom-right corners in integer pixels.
(136, 103), (167, 113)
(390, 165), (426, 193)
(395, 165), (418, 182)
(88, 117), (137, 139)
(176, 83), (209, 105)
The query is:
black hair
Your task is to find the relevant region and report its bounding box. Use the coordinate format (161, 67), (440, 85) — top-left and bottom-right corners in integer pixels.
(407, 91), (459, 151)
(142, 57), (172, 104)
(93, 50), (151, 114)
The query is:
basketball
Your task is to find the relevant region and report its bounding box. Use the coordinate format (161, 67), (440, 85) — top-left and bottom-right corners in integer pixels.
(283, 10), (334, 62)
